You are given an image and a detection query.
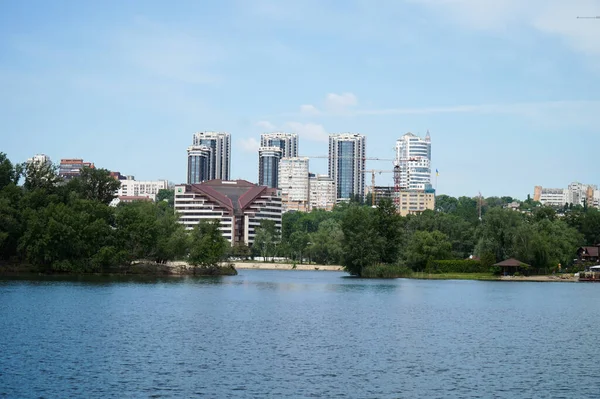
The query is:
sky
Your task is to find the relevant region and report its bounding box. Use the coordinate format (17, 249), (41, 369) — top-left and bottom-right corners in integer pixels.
(1, 0), (599, 199)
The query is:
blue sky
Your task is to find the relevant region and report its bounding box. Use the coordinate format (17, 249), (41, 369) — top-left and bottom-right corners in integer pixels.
(1, 0), (599, 198)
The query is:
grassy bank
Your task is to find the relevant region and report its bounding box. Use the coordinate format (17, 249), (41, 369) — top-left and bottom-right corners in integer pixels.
(410, 272), (499, 280)
(0, 262), (238, 276)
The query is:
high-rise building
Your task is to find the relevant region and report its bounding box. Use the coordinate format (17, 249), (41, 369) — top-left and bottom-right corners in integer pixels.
(258, 147), (282, 188)
(395, 131), (432, 190)
(309, 174), (336, 211)
(192, 132), (231, 181)
(260, 133), (298, 158)
(258, 133), (299, 189)
(58, 159), (95, 180)
(187, 145), (212, 184)
(174, 180), (282, 246)
(328, 133), (366, 200)
(278, 157), (309, 212)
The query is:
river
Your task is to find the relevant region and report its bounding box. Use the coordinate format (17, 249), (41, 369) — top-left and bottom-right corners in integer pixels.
(1, 270), (599, 398)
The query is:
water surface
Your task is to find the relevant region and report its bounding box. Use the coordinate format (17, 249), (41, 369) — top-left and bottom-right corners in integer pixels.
(1, 270), (599, 398)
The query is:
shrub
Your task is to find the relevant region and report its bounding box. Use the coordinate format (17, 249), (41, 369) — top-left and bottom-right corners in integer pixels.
(361, 263), (413, 278)
(425, 259), (485, 274)
(489, 266), (502, 275)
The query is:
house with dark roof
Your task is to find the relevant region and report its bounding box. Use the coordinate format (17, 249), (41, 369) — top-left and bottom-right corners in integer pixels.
(577, 246), (600, 263)
(174, 180), (282, 246)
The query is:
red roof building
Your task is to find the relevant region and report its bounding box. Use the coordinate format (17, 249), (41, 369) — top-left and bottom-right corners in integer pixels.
(174, 180), (282, 246)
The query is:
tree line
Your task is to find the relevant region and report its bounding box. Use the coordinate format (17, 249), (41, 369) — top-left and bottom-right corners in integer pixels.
(1, 151), (596, 276)
(273, 194), (592, 277)
(0, 152), (235, 273)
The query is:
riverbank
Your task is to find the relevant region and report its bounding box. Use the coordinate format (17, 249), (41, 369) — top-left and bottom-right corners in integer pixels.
(232, 262), (343, 271)
(0, 261), (238, 276)
(499, 274), (577, 282)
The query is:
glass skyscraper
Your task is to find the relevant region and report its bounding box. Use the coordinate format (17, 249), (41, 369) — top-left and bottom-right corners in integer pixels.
(187, 145), (212, 184)
(258, 147), (282, 188)
(192, 132), (231, 181)
(258, 133), (298, 188)
(328, 133), (366, 200)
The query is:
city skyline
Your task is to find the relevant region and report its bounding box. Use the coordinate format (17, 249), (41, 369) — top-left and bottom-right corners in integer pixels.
(1, 1), (599, 198)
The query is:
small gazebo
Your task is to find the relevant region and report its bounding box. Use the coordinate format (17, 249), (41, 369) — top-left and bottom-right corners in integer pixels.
(494, 258), (530, 276)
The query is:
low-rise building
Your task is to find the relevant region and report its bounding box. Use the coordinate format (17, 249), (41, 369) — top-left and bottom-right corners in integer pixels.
(309, 174), (336, 211)
(398, 190), (435, 216)
(116, 176), (168, 201)
(174, 180), (282, 246)
(533, 186), (567, 207)
(534, 183), (599, 208)
(278, 157), (310, 212)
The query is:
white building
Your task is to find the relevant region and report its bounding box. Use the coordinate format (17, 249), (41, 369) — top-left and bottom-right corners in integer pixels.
(117, 176), (168, 201)
(309, 174), (336, 211)
(533, 186), (568, 207)
(192, 131), (231, 181)
(174, 180), (282, 246)
(26, 154), (52, 167)
(395, 131), (432, 190)
(278, 157), (309, 212)
(534, 183), (600, 208)
(328, 133), (366, 200)
(260, 133), (298, 158)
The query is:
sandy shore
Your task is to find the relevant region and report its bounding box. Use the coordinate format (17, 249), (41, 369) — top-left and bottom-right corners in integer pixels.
(233, 262), (344, 272)
(499, 274), (577, 282)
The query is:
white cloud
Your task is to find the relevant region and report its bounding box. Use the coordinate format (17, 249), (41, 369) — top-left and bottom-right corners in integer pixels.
(256, 120), (276, 130)
(238, 137), (261, 153)
(300, 104), (320, 115)
(411, 0), (600, 56)
(284, 122), (328, 142)
(324, 92), (358, 111)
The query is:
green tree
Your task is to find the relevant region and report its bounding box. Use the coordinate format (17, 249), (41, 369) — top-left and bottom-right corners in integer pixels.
(0, 152), (22, 190)
(253, 219), (279, 261)
(0, 185), (23, 260)
(23, 161), (61, 192)
(309, 219), (344, 265)
(341, 205), (381, 276)
(404, 230), (452, 271)
(375, 198), (403, 264)
(156, 189), (175, 207)
(231, 242), (252, 260)
(475, 207), (524, 262)
(189, 219), (229, 266)
(154, 202), (189, 263)
(435, 195), (458, 213)
(66, 167), (121, 205)
(289, 230), (310, 263)
(114, 202), (159, 262)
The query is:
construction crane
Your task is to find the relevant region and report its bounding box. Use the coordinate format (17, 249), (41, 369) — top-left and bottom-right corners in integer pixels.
(302, 155), (395, 162)
(361, 169), (394, 206)
(576, 16), (600, 19)
(300, 154), (399, 207)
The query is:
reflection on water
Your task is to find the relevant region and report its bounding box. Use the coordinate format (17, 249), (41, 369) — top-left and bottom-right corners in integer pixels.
(1, 269), (599, 398)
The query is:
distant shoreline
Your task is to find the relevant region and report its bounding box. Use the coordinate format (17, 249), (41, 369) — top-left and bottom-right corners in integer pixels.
(233, 262), (343, 272)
